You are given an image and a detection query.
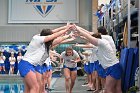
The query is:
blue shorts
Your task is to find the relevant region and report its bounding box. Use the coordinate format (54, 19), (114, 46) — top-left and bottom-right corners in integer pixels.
(90, 60), (99, 72)
(84, 64), (91, 74)
(105, 63), (122, 80)
(18, 60), (35, 77)
(42, 64), (52, 73)
(42, 64), (48, 73)
(89, 63), (95, 73)
(94, 60), (99, 70)
(0, 63), (5, 66)
(63, 65), (77, 71)
(35, 65), (44, 74)
(96, 64), (106, 78)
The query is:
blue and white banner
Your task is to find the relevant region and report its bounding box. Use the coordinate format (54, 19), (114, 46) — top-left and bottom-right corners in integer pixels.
(8, 0), (79, 23)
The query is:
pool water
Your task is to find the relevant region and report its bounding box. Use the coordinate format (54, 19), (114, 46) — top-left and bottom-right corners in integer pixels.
(0, 84), (24, 93)
(0, 71), (61, 93)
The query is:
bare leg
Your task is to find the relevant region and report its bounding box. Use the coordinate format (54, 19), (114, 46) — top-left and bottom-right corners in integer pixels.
(91, 71), (96, 90)
(64, 68), (71, 93)
(95, 71), (100, 90)
(101, 77), (106, 89)
(87, 74), (93, 88)
(115, 79), (122, 93)
(0, 66), (2, 72)
(12, 67), (14, 74)
(23, 79), (30, 93)
(10, 65), (12, 74)
(47, 70), (52, 89)
(3, 66), (5, 71)
(70, 70), (77, 93)
(36, 72), (43, 93)
(104, 75), (116, 93)
(43, 71), (49, 93)
(24, 70), (39, 93)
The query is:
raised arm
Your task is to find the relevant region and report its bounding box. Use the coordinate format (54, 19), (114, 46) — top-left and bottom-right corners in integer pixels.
(61, 38), (75, 43)
(52, 34), (70, 46)
(75, 26), (98, 46)
(50, 50), (61, 58)
(76, 25), (94, 35)
(74, 43), (94, 48)
(44, 26), (71, 43)
(52, 25), (67, 33)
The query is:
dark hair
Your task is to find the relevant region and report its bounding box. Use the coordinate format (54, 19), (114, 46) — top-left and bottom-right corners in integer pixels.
(97, 26), (108, 35)
(101, 4), (104, 6)
(40, 29), (53, 53)
(65, 47), (74, 56)
(92, 33), (102, 39)
(131, 1), (135, 6)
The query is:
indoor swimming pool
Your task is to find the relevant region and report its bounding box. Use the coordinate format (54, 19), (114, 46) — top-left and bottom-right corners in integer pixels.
(0, 75), (24, 93)
(0, 74), (59, 93)
(0, 84), (24, 93)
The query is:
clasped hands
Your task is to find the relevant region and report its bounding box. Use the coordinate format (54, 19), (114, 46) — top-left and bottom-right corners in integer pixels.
(65, 23), (80, 37)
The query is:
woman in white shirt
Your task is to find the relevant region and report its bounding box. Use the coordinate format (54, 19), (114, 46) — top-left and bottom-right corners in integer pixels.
(35, 31), (76, 93)
(0, 52), (6, 72)
(9, 52), (16, 74)
(42, 57), (52, 92)
(75, 43), (100, 91)
(17, 52), (23, 74)
(17, 52), (23, 63)
(18, 25), (73, 93)
(60, 47), (81, 93)
(74, 25), (122, 93)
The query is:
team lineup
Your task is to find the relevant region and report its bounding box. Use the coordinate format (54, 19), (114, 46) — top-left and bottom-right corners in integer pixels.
(18, 23), (122, 93)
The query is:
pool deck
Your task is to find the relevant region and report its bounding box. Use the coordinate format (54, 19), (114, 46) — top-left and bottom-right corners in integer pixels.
(0, 75), (100, 93)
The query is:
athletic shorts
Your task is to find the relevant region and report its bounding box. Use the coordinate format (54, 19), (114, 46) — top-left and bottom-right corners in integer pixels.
(18, 60), (35, 77)
(94, 60), (99, 70)
(42, 64), (52, 73)
(89, 60), (99, 73)
(89, 63), (95, 73)
(10, 64), (15, 67)
(35, 65), (44, 74)
(84, 64), (91, 74)
(0, 63), (5, 66)
(42, 64), (48, 73)
(96, 64), (106, 78)
(63, 65), (77, 71)
(105, 63), (123, 80)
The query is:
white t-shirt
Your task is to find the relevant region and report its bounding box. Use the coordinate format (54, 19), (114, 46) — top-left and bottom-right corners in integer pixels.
(9, 57), (16, 65)
(61, 50), (79, 68)
(101, 6), (106, 13)
(0, 56), (6, 63)
(44, 57), (51, 66)
(96, 39), (119, 69)
(101, 35), (116, 54)
(17, 56), (23, 63)
(82, 49), (91, 63)
(83, 47), (98, 63)
(82, 54), (90, 65)
(23, 35), (47, 66)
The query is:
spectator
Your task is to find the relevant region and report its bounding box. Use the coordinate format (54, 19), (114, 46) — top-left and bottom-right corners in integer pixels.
(9, 52), (16, 74)
(17, 52), (23, 75)
(0, 52), (6, 73)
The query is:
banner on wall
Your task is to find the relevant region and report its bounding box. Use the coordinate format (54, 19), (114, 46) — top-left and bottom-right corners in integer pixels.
(8, 0), (79, 23)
